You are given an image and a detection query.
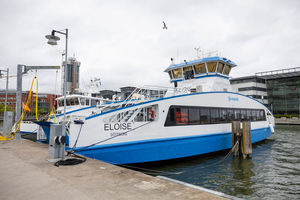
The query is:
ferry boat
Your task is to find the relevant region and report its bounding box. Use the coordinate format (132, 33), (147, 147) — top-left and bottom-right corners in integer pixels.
(65, 57), (275, 164)
(21, 94), (111, 141)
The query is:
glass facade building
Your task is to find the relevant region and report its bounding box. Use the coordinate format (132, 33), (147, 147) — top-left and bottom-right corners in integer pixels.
(267, 77), (300, 115)
(231, 67), (300, 115)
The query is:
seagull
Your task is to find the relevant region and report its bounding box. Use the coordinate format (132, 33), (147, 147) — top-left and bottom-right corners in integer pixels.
(162, 21), (168, 29)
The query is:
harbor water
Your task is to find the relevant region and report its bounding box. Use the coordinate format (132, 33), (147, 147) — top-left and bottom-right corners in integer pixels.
(138, 125), (300, 200)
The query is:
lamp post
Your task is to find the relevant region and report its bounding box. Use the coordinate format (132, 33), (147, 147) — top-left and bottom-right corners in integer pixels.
(45, 29), (68, 122)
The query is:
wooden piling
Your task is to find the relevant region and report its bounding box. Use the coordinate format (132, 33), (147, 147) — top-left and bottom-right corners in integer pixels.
(232, 121), (252, 159)
(231, 121), (241, 157)
(241, 121), (252, 159)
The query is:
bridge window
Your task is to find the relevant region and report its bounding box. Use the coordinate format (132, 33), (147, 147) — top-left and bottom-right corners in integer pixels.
(194, 63), (206, 74)
(172, 68), (183, 78)
(207, 62), (217, 72)
(224, 65), (231, 75)
(217, 63), (225, 73)
(183, 66), (194, 80)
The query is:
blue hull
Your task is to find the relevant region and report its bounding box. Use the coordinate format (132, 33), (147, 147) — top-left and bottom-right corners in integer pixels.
(74, 127), (272, 164)
(34, 121), (69, 144)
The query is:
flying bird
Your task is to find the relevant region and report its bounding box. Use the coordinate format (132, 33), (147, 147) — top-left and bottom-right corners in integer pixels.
(162, 21), (168, 30)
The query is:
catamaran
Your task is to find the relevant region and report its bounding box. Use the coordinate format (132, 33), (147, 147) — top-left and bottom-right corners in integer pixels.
(59, 57), (276, 164)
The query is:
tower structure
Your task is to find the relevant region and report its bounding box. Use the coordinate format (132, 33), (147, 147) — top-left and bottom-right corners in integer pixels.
(62, 57), (80, 94)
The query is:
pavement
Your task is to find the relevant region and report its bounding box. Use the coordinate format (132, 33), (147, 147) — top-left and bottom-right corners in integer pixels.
(0, 140), (229, 200)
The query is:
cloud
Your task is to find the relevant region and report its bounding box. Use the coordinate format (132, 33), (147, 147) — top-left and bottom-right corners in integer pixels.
(0, 0), (300, 93)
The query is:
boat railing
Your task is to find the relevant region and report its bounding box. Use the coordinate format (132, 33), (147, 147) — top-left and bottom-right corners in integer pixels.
(121, 85), (171, 107)
(90, 85), (171, 116)
(90, 85), (193, 117)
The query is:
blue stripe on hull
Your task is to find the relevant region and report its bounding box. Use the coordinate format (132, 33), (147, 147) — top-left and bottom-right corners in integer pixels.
(75, 127), (272, 164)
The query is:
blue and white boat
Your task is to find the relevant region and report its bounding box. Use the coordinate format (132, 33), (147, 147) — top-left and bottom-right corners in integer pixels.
(34, 94), (112, 142)
(67, 56), (275, 164)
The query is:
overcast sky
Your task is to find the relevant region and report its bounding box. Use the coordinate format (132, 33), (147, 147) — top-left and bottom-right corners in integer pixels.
(0, 0), (300, 94)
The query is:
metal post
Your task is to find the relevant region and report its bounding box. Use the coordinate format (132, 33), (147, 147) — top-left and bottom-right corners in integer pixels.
(15, 65), (23, 140)
(63, 29), (68, 122)
(4, 68), (9, 113)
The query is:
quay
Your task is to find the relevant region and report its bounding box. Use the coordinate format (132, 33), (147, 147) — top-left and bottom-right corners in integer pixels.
(0, 140), (230, 200)
(275, 117), (300, 125)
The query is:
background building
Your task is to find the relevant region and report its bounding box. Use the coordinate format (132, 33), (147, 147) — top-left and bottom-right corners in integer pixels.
(230, 67), (300, 115)
(0, 90), (58, 113)
(230, 76), (268, 105)
(256, 67), (300, 115)
(62, 57), (80, 94)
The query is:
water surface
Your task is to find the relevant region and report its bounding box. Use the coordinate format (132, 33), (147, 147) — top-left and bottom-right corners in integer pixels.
(137, 125), (300, 199)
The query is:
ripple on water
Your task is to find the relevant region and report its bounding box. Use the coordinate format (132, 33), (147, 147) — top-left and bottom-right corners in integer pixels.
(142, 125), (300, 200)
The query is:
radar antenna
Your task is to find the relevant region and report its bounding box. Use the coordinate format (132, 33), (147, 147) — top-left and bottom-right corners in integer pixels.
(194, 47), (202, 58)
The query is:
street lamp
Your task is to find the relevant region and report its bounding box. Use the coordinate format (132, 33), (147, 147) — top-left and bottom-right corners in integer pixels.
(45, 29), (68, 122)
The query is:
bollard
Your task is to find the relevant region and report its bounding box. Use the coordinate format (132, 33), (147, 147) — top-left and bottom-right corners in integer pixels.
(49, 124), (65, 161)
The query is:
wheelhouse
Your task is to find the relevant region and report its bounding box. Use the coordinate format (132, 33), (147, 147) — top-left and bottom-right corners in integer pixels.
(56, 95), (105, 108)
(165, 57), (237, 83)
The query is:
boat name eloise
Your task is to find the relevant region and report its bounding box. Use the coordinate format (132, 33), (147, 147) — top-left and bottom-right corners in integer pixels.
(104, 123), (132, 131)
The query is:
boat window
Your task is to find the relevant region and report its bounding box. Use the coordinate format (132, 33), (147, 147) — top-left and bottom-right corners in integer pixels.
(227, 109), (234, 121)
(219, 109), (228, 122)
(169, 107), (175, 123)
(175, 107), (188, 125)
(66, 99), (71, 106)
(200, 108), (210, 124)
(86, 99), (90, 106)
(164, 106), (266, 126)
(188, 107), (200, 124)
(234, 109), (241, 120)
(168, 71), (173, 79)
(251, 110), (257, 121)
(172, 68), (183, 78)
(259, 110), (266, 121)
(246, 110), (252, 121)
(58, 100), (63, 107)
(69, 98), (79, 105)
(194, 63), (206, 74)
(183, 66), (194, 80)
(241, 110), (247, 120)
(210, 108), (219, 123)
(217, 63), (225, 73)
(91, 99), (97, 106)
(223, 65), (231, 75)
(207, 62), (217, 72)
(80, 98), (85, 106)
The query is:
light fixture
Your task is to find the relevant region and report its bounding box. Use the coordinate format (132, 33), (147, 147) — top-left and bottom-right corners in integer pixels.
(45, 31), (60, 45)
(45, 29), (68, 123)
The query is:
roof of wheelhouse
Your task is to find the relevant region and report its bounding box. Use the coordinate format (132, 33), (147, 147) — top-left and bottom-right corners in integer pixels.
(164, 56), (237, 72)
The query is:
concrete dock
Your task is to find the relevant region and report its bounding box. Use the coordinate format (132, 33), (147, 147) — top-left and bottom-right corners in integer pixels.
(275, 117), (300, 125)
(0, 140), (229, 200)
